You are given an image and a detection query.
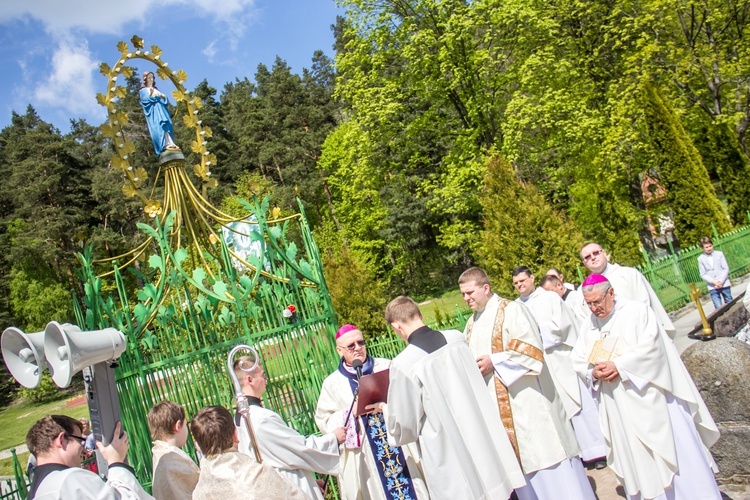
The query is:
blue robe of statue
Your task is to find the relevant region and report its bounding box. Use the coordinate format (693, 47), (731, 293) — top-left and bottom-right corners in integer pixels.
(139, 87), (175, 155)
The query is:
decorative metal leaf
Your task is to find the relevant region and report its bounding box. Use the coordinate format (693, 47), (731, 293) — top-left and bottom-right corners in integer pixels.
(122, 184), (138, 198)
(151, 45), (162, 58)
(201, 126), (213, 138)
(113, 86), (127, 99)
(286, 242), (298, 262)
(120, 66), (134, 79)
(204, 177), (218, 189)
(173, 248), (188, 265)
(110, 156), (127, 170)
(269, 226), (282, 240)
(148, 254), (164, 271)
(100, 123), (115, 138)
(133, 303), (149, 324)
(132, 168), (149, 186)
(192, 268), (207, 285)
(183, 114), (198, 128)
(131, 35), (144, 49)
(193, 163), (207, 177)
(176, 69), (188, 82)
(156, 67), (170, 81)
(192, 96), (203, 109)
(116, 41), (128, 55)
(122, 141), (136, 154)
(99, 63), (111, 76)
(172, 89), (185, 102)
(213, 281), (228, 298)
(191, 140), (204, 154)
(96, 93), (109, 106)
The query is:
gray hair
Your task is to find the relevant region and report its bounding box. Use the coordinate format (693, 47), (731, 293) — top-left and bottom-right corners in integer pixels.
(581, 281), (612, 294)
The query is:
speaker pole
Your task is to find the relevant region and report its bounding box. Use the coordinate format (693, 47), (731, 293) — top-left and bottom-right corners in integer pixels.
(84, 362), (123, 476)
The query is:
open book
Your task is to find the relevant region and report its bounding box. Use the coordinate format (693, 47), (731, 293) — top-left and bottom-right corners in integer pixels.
(587, 336), (622, 364)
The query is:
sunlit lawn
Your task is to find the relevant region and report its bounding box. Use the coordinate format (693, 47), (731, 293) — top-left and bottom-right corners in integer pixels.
(0, 396), (89, 451)
(418, 289), (469, 324)
(0, 451), (29, 477)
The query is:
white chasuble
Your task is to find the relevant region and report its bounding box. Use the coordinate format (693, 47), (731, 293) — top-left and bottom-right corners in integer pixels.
(571, 299), (720, 499)
(465, 295), (580, 474)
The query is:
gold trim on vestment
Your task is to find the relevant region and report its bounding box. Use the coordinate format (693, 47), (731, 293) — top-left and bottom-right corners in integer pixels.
(507, 339), (543, 363)
(465, 299), (521, 461)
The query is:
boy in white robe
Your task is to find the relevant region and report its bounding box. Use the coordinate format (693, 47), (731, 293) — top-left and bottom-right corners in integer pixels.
(380, 295), (525, 500)
(234, 356), (343, 499)
(190, 405), (307, 500)
(26, 416), (152, 500)
(147, 401), (199, 500)
(571, 274), (721, 500)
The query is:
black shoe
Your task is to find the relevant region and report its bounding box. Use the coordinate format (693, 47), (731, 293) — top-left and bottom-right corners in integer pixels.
(594, 459), (607, 469)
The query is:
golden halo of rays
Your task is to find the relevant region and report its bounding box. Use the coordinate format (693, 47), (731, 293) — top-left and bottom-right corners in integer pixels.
(94, 35), (305, 293)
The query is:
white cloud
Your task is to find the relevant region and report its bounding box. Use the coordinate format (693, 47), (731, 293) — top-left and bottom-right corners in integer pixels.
(33, 37), (105, 121)
(0, 0), (258, 36)
(0, 0), (260, 124)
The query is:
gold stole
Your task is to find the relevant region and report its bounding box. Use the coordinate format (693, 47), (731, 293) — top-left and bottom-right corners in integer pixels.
(466, 299), (521, 462)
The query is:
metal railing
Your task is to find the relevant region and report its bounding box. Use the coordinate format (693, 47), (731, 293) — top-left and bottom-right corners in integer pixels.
(637, 221), (750, 312)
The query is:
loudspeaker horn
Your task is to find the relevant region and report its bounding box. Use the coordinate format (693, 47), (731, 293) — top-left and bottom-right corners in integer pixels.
(1, 327), (47, 388)
(44, 321), (126, 388)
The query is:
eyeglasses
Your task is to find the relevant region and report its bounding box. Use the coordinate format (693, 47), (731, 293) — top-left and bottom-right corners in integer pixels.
(341, 340), (366, 352)
(582, 249), (603, 263)
(585, 292), (611, 308)
(67, 434), (87, 446)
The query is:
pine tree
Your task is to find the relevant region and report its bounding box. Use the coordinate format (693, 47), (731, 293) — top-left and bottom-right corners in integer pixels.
(641, 82), (731, 245)
(477, 154), (586, 297)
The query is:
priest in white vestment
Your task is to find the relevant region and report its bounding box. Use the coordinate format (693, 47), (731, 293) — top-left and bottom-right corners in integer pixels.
(315, 324), (429, 500)
(458, 267), (595, 500)
(233, 357), (343, 499)
(380, 296), (525, 500)
(580, 242), (676, 338)
(514, 267), (606, 466)
(571, 274), (721, 500)
(540, 274), (589, 325)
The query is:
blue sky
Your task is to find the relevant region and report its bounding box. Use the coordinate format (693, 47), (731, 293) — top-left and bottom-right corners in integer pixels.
(0, 0), (343, 133)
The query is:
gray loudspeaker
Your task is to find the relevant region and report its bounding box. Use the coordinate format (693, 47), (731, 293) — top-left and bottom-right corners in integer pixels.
(1, 327), (47, 388)
(44, 321), (126, 388)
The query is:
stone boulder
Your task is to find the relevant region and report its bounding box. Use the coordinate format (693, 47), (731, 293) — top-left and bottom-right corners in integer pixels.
(682, 338), (750, 481)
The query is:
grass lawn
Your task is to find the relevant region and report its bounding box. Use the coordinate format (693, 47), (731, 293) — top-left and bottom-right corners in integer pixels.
(0, 451), (29, 477)
(418, 289), (469, 324)
(0, 396), (89, 451)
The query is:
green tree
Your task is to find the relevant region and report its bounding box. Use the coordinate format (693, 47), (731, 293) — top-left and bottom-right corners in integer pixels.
(641, 82), (731, 244)
(477, 154), (586, 297)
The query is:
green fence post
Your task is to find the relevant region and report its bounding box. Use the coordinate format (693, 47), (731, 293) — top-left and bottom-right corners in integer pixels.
(10, 448), (27, 500)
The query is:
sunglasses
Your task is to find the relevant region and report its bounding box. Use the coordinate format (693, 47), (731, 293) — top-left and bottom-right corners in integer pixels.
(67, 434), (87, 446)
(341, 340), (366, 352)
(582, 249), (603, 263)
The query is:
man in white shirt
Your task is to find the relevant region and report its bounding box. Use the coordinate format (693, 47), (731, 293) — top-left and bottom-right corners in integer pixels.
(382, 295), (525, 500)
(697, 236), (733, 309)
(234, 356), (344, 499)
(459, 267), (594, 500)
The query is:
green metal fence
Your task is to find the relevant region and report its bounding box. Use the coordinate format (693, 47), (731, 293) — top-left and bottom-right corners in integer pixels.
(73, 198), (341, 489)
(0, 449), (28, 500)
(637, 223), (750, 312)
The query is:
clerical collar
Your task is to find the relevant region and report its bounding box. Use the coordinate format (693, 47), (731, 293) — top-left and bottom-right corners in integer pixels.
(243, 395), (263, 407)
(562, 289), (571, 301)
(408, 326), (447, 354)
(519, 294), (530, 302)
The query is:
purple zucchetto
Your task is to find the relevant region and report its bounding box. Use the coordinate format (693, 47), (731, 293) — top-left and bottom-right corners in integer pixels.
(336, 324), (359, 339)
(582, 274), (609, 287)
